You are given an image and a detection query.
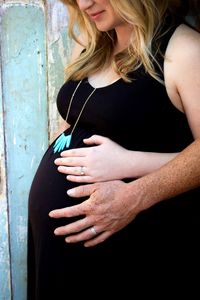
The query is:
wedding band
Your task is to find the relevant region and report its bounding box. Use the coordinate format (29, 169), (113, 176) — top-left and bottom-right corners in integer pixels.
(80, 166), (85, 176)
(90, 226), (97, 235)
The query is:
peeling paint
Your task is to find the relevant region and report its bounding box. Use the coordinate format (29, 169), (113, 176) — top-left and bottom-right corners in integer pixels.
(13, 135), (16, 145)
(48, 0), (68, 45)
(0, 1), (72, 299)
(30, 155), (36, 169)
(1, 3), (47, 300)
(47, 0), (72, 142)
(0, 7), (11, 295)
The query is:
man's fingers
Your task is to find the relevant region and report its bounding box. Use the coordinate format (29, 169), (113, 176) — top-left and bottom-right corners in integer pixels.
(49, 203), (83, 218)
(64, 227), (100, 243)
(49, 184), (99, 218)
(84, 231), (111, 247)
(54, 218), (92, 235)
(67, 183), (98, 198)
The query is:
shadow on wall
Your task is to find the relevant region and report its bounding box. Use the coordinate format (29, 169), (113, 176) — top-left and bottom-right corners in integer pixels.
(172, 0), (200, 31)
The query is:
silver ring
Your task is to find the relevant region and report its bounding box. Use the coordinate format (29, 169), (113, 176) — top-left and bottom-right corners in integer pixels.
(90, 226), (97, 235)
(80, 166), (85, 176)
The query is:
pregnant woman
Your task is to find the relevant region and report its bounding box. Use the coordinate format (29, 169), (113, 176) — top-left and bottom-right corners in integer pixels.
(28, 0), (200, 299)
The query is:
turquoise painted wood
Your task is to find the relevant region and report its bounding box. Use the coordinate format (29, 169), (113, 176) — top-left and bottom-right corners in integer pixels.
(0, 0), (70, 299)
(0, 19), (12, 300)
(1, 3), (48, 299)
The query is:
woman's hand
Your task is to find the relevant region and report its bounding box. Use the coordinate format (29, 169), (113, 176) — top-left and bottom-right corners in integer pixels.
(49, 180), (142, 247)
(54, 135), (133, 183)
(54, 134), (178, 183)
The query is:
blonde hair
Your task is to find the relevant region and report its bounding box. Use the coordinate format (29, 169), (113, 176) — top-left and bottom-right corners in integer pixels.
(61, 0), (179, 83)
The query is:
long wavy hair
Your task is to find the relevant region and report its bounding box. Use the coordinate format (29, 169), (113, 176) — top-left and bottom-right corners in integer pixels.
(61, 0), (197, 82)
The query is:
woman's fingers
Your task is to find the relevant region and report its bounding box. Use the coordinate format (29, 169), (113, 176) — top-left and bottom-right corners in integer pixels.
(60, 146), (89, 157)
(54, 157), (84, 167)
(57, 165), (87, 176)
(67, 174), (94, 183)
(83, 134), (108, 145)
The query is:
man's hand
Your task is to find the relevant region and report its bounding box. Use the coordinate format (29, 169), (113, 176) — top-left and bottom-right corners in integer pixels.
(49, 180), (141, 247)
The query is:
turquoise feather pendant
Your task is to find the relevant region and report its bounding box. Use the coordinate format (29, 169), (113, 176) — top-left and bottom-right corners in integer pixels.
(53, 133), (72, 153)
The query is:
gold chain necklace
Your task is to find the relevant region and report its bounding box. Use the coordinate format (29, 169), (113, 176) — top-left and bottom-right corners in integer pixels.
(53, 80), (96, 153)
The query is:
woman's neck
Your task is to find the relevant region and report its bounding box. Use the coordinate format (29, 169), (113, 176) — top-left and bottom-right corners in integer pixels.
(114, 23), (134, 53)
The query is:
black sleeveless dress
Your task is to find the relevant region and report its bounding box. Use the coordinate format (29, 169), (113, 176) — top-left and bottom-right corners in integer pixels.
(28, 21), (200, 299)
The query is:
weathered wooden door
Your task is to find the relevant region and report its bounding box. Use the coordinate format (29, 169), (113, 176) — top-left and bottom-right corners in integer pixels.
(0, 1), (70, 299)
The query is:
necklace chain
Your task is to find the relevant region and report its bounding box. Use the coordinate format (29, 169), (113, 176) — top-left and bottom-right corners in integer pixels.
(53, 80), (96, 153)
(66, 80), (96, 135)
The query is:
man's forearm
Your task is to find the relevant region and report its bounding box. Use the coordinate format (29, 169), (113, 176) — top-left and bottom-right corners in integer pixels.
(127, 139), (200, 212)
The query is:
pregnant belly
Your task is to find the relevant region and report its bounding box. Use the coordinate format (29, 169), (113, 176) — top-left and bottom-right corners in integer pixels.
(28, 128), (91, 230)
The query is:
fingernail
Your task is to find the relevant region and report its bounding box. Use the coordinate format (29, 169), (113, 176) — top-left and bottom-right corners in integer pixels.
(66, 175), (70, 181)
(49, 211), (55, 217)
(67, 189), (74, 196)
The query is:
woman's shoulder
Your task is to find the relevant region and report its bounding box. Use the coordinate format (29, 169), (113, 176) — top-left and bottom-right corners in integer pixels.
(164, 23), (200, 113)
(167, 23), (200, 57)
